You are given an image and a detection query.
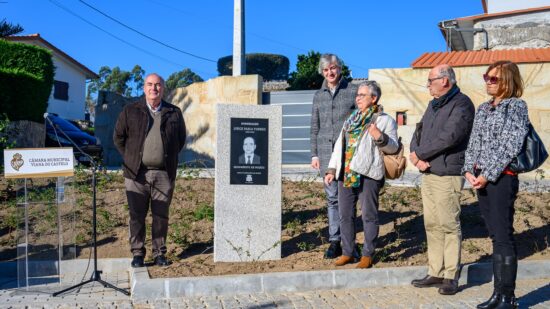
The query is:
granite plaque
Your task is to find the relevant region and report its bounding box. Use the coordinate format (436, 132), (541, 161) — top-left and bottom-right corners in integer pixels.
(230, 118), (268, 185)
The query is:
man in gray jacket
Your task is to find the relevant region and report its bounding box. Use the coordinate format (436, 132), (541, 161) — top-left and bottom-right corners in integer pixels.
(409, 64), (475, 295)
(310, 54), (357, 259)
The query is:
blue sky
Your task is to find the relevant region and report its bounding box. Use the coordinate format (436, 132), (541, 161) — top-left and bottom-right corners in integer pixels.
(3, 0), (483, 81)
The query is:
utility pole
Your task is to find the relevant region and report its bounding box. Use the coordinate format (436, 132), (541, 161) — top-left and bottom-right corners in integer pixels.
(232, 0), (245, 76)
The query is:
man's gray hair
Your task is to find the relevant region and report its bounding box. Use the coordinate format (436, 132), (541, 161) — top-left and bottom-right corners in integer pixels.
(438, 66), (457, 85)
(145, 73), (165, 85)
(318, 53), (343, 74)
(358, 80), (382, 104)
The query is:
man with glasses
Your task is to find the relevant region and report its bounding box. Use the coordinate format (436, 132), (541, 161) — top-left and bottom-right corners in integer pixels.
(409, 64), (475, 295)
(310, 54), (357, 259)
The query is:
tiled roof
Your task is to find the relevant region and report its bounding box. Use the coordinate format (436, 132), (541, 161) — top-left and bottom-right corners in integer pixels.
(4, 33), (99, 79)
(411, 48), (550, 68)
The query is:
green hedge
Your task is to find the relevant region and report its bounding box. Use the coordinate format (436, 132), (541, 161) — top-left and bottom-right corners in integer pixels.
(217, 53), (289, 80)
(0, 40), (54, 122)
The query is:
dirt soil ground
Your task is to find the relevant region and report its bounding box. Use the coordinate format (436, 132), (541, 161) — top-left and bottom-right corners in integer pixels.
(1, 171), (549, 279)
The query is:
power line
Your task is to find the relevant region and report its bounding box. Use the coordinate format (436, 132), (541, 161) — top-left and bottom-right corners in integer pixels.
(147, 0), (308, 53)
(47, 0), (216, 77)
(78, 0), (216, 63)
(144, 0), (370, 73)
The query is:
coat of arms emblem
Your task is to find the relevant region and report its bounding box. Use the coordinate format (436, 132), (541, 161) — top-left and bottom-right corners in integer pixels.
(11, 153), (24, 171)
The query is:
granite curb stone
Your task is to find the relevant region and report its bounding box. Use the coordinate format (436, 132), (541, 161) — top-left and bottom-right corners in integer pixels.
(129, 259), (550, 300)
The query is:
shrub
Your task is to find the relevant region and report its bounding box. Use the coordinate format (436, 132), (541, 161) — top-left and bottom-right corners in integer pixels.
(0, 40), (54, 122)
(217, 53), (289, 81)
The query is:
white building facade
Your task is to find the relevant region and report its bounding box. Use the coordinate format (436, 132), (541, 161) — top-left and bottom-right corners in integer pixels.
(484, 0), (550, 14)
(6, 34), (98, 120)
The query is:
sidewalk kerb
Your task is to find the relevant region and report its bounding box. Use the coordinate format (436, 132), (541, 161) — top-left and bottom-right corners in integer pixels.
(129, 259), (550, 300)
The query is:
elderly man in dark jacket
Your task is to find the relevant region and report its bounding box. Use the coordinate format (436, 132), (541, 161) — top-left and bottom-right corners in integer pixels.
(409, 64), (475, 295)
(310, 54), (357, 259)
(114, 73), (186, 268)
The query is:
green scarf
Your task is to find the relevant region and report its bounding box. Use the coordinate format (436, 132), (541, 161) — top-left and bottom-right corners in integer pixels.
(342, 106), (377, 187)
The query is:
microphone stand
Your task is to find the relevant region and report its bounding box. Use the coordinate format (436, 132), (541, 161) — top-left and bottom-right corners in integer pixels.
(45, 116), (130, 296)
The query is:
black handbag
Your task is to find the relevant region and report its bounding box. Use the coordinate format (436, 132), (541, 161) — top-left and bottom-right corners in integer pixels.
(505, 105), (549, 173)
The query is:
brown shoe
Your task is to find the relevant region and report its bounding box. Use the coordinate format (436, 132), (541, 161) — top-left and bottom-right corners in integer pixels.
(411, 275), (444, 288)
(356, 256), (373, 269)
(335, 255), (354, 266)
(438, 279), (459, 295)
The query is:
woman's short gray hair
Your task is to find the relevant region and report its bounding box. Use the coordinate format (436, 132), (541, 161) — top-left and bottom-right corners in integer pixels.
(358, 80), (382, 104)
(438, 66), (457, 85)
(318, 53), (343, 74)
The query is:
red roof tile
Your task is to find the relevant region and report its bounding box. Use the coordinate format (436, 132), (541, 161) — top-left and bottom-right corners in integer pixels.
(4, 33), (98, 79)
(411, 48), (550, 68)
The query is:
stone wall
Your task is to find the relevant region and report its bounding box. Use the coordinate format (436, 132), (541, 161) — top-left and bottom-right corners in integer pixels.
(95, 75), (263, 168)
(94, 91), (138, 167)
(473, 11), (550, 50)
(8, 120), (45, 148)
(166, 74), (262, 167)
(369, 63), (550, 177)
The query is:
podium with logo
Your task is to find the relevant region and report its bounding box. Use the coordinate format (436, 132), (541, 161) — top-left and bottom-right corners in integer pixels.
(3, 148), (76, 289)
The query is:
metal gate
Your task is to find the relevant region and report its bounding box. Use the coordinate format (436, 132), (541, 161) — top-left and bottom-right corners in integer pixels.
(263, 90), (315, 164)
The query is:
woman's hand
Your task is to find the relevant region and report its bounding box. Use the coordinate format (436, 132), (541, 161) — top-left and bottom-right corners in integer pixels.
(464, 172), (477, 186)
(472, 175), (488, 189)
(367, 123), (382, 140)
(324, 174), (335, 185)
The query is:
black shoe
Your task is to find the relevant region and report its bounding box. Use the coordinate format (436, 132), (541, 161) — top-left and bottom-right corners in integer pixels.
(154, 255), (170, 266)
(438, 279), (459, 295)
(477, 290), (501, 309)
(494, 294), (518, 309)
(411, 275), (444, 288)
(324, 241), (342, 259)
(131, 256), (144, 268)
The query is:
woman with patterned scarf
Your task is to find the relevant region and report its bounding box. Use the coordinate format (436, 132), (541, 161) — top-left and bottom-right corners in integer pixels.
(324, 81), (399, 268)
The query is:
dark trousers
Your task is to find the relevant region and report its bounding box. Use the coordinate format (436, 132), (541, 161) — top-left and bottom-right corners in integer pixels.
(477, 174), (519, 257)
(477, 174), (519, 294)
(125, 169), (174, 258)
(338, 176), (384, 257)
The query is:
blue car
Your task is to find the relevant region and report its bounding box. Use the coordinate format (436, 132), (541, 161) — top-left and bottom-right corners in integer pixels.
(45, 113), (102, 164)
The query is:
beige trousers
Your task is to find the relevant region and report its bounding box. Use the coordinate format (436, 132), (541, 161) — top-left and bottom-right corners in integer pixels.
(421, 174), (463, 280)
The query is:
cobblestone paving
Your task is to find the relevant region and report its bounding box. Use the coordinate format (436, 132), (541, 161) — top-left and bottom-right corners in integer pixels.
(1, 277), (548, 308)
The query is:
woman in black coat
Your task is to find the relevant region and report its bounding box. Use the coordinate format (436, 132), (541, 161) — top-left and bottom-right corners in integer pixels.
(462, 61), (530, 309)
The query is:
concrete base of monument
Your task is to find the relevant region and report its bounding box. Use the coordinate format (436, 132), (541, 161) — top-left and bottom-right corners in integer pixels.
(129, 259), (550, 300)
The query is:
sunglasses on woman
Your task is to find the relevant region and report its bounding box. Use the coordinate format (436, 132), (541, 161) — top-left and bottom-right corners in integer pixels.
(483, 74), (499, 84)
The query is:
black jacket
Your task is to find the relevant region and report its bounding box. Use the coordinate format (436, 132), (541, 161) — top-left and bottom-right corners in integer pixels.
(113, 99), (186, 181)
(410, 91), (475, 176)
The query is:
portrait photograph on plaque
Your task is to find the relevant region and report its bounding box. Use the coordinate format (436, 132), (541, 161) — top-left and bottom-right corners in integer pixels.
(230, 118), (269, 185)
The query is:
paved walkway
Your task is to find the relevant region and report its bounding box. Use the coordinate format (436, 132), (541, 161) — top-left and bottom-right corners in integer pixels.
(1, 275), (549, 308)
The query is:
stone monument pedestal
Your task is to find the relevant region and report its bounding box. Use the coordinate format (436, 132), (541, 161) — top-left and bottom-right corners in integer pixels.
(214, 104), (282, 262)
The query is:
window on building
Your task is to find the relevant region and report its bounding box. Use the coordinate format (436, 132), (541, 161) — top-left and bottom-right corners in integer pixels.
(53, 80), (69, 101)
